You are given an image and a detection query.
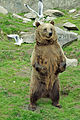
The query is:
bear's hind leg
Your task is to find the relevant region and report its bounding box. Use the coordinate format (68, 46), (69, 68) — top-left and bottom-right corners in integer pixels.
(28, 82), (45, 111)
(50, 79), (62, 108)
(28, 91), (40, 111)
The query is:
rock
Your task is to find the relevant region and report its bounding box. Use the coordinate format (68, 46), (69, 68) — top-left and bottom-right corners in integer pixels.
(45, 16), (57, 22)
(21, 32), (35, 43)
(44, 9), (65, 17)
(0, 0), (80, 13)
(78, 10), (80, 14)
(55, 27), (78, 47)
(73, 14), (80, 18)
(66, 58), (78, 67)
(13, 13), (31, 22)
(69, 9), (76, 13)
(63, 22), (79, 31)
(78, 35), (80, 40)
(24, 12), (37, 20)
(20, 26), (78, 46)
(0, 6), (8, 14)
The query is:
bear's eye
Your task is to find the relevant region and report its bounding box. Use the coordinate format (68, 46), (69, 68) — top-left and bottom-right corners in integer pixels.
(44, 28), (47, 32)
(50, 28), (52, 31)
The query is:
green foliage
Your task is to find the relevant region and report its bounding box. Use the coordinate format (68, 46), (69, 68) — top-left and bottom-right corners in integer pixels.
(0, 9), (80, 120)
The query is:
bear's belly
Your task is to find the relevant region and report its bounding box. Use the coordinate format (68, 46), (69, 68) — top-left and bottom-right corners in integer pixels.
(35, 45), (61, 90)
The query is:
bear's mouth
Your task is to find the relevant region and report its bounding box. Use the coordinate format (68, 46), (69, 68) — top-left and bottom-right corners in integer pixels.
(46, 35), (52, 38)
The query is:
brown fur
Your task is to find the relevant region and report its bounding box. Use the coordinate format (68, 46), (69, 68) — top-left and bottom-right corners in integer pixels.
(28, 21), (66, 111)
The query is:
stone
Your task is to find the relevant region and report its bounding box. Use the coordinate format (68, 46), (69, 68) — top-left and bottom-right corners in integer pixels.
(78, 10), (80, 14)
(55, 27), (78, 47)
(13, 13), (31, 22)
(73, 14), (80, 18)
(24, 12), (37, 20)
(0, 0), (80, 13)
(21, 32), (35, 43)
(69, 9), (76, 13)
(0, 6), (8, 14)
(66, 58), (78, 67)
(44, 9), (65, 17)
(63, 22), (79, 31)
(20, 26), (78, 46)
(45, 16), (57, 22)
(78, 35), (80, 40)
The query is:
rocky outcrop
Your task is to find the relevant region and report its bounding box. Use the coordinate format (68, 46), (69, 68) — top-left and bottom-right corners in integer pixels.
(24, 12), (37, 20)
(69, 9), (76, 13)
(0, 0), (80, 13)
(0, 6), (8, 14)
(13, 13), (31, 23)
(20, 26), (78, 47)
(63, 22), (79, 31)
(66, 58), (78, 67)
(44, 9), (65, 17)
(55, 27), (78, 47)
(20, 32), (35, 44)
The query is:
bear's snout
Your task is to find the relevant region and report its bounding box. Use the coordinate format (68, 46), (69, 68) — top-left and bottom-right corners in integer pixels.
(49, 32), (52, 37)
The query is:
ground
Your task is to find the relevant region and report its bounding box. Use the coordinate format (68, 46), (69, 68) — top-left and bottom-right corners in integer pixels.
(0, 8), (80, 120)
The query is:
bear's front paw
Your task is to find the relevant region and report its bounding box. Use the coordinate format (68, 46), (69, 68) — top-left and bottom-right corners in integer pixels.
(33, 63), (48, 75)
(52, 103), (62, 109)
(60, 61), (66, 69)
(40, 66), (48, 75)
(59, 61), (66, 73)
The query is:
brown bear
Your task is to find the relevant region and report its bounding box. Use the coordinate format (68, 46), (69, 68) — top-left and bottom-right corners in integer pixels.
(28, 21), (66, 111)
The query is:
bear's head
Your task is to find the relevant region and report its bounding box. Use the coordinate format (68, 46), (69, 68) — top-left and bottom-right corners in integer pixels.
(35, 21), (57, 46)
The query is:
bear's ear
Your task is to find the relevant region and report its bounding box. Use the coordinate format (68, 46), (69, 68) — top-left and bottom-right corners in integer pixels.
(50, 21), (54, 25)
(35, 22), (41, 27)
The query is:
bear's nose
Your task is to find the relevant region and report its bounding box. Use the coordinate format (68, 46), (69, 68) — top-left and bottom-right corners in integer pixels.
(49, 32), (52, 37)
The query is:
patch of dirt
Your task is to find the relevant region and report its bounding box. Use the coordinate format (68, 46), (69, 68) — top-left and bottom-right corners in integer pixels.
(61, 85), (80, 96)
(16, 66), (31, 77)
(8, 92), (18, 97)
(74, 105), (80, 109)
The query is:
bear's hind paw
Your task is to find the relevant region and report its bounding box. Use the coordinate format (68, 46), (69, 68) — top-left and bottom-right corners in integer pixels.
(28, 104), (36, 111)
(52, 103), (62, 109)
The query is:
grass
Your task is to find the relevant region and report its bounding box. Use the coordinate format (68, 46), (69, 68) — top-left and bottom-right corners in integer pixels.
(0, 9), (80, 120)
(0, 13), (33, 34)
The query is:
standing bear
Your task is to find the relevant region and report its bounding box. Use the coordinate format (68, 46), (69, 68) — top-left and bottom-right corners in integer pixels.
(28, 21), (66, 111)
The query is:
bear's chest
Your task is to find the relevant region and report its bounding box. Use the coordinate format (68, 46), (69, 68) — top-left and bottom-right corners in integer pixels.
(35, 45), (61, 73)
(36, 45), (61, 62)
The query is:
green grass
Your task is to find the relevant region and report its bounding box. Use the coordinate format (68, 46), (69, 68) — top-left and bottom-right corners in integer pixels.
(0, 9), (80, 120)
(0, 13), (33, 34)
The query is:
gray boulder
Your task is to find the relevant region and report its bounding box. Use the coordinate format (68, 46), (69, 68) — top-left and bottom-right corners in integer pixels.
(66, 58), (78, 67)
(44, 9), (65, 17)
(20, 27), (78, 46)
(69, 9), (76, 13)
(13, 13), (31, 23)
(63, 22), (79, 31)
(0, 6), (8, 14)
(45, 16), (57, 22)
(21, 32), (35, 43)
(24, 12), (37, 20)
(55, 27), (78, 47)
(0, 0), (80, 13)
(78, 35), (80, 40)
(73, 14), (80, 18)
